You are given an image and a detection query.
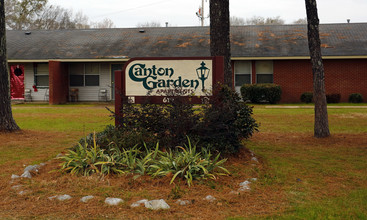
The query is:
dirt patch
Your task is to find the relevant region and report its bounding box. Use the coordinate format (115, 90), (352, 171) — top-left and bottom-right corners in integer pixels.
(0, 156), (288, 219)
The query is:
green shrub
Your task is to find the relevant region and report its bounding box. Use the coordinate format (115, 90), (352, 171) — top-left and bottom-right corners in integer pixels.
(349, 93), (363, 103)
(326, 93), (341, 103)
(110, 84), (258, 154)
(195, 85), (259, 154)
(266, 84), (282, 104)
(114, 91), (199, 150)
(300, 92), (313, 103)
(241, 84), (282, 104)
(78, 125), (153, 153)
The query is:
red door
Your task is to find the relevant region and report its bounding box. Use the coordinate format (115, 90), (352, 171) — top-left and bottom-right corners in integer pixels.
(10, 65), (25, 100)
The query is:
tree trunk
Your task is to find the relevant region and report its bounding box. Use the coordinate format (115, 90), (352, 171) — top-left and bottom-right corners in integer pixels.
(210, 0), (232, 88)
(0, 0), (20, 131)
(305, 0), (330, 138)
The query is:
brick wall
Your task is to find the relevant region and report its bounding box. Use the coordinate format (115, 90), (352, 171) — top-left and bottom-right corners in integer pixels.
(324, 59), (367, 102)
(274, 59), (367, 103)
(49, 61), (69, 104)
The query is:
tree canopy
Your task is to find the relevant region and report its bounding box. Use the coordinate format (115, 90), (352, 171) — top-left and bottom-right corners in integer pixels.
(5, 0), (114, 30)
(245, 16), (285, 25)
(230, 15), (308, 26)
(136, 21), (162, 28)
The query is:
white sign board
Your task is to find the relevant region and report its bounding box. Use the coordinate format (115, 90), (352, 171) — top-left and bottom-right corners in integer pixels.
(125, 59), (213, 96)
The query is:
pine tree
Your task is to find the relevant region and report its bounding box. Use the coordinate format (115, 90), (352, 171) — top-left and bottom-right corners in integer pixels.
(0, 0), (20, 131)
(210, 0), (232, 87)
(305, 0), (330, 138)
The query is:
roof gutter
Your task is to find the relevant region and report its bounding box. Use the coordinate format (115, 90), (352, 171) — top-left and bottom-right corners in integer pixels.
(8, 56), (367, 63)
(8, 58), (130, 63)
(232, 56), (367, 60)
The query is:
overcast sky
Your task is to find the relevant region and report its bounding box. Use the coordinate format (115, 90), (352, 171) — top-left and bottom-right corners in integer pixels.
(48, 0), (367, 28)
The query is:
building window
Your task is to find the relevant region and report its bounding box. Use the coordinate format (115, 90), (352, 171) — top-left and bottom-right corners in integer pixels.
(69, 63), (100, 87)
(85, 63), (100, 86)
(234, 61), (252, 86)
(234, 61), (251, 94)
(256, 61), (273, 83)
(34, 63), (49, 87)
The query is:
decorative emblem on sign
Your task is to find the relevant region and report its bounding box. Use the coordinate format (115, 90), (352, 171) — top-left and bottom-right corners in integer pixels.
(196, 61), (210, 91)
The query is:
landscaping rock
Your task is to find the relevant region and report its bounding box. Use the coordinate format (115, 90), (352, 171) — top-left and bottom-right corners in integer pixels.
(20, 171), (32, 178)
(57, 195), (72, 201)
(18, 190), (29, 196)
(204, 195), (216, 202)
(48, 195), (72, 201)
(239, 180), (251, 191)
(11, 174), (20, 179)
(239, 180), (251, 187)
(48, 196), (57, 200)
(144, 199), (170, 210)
(130, 199), (148, 208)
(176, 199), (191, 206)
(80, 196), (94, 203)
(24, 165), (40, 173)
(105, 197), (124, 206)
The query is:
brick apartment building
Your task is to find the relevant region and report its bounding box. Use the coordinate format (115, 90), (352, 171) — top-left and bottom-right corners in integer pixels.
(7, 23), (367, 103)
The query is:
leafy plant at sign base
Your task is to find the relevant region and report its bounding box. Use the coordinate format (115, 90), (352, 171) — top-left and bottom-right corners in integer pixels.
(60, 135), (230, 186)
(59, 133), (108, 176)
(147, 137), (230, 187)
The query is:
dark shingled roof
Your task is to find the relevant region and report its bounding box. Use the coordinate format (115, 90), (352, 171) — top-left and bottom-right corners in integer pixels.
(6, 23), (367, 60)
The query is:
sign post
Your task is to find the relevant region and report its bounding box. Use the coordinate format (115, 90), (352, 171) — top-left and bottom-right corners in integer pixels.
(115, 56), (224, 126)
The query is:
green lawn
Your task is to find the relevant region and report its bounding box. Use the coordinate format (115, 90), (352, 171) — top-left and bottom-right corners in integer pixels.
(247, 105), (367, 219)
(1, 103), (366, 219)
(12, 103), (113, 133)
(0, 103), (113, 166)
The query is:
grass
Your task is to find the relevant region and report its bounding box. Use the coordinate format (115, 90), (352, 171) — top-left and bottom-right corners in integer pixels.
(247, 105), (367, 219)
(12, 104), (112, 132)
(0, 103), (366, 219)
(281, 189), (367, 219)
(255, 102), (367, 107)
(0, 103), (113, 167)
(252, 107), (367, 133)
